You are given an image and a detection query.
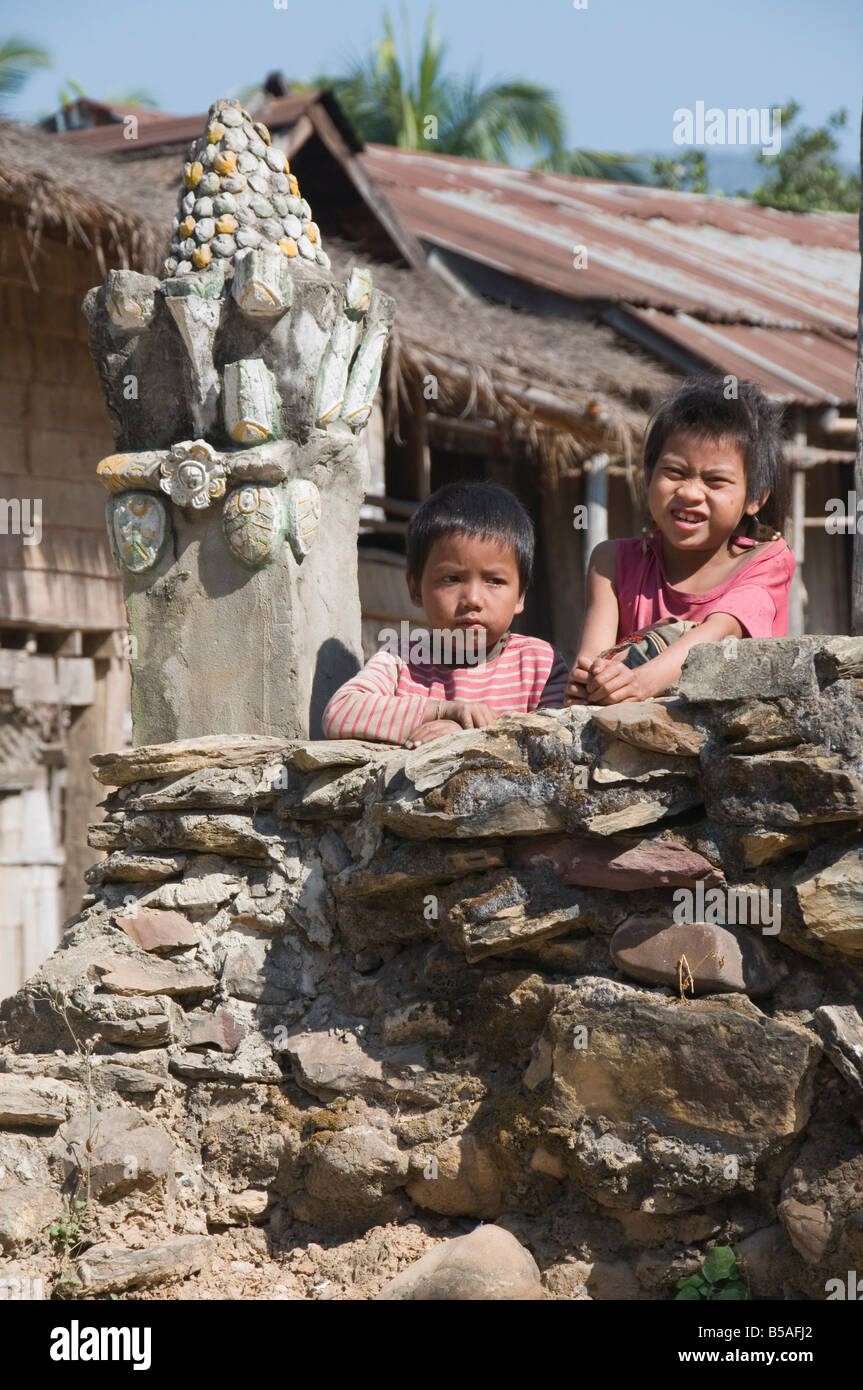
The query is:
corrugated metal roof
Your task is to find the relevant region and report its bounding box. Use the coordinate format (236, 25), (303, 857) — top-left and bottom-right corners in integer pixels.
(54, 90), (363, 155)
(625, 309), (855, 405)
(358, 145), (859, 403)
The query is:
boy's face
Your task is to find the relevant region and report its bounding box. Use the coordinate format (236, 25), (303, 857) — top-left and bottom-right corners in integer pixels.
(648, 429), (766, 550)
(407, 531), (525, 649)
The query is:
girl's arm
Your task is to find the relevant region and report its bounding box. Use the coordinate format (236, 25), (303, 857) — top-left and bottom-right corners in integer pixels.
(585, 610), (743, 704)
(565, 540), (620, 705)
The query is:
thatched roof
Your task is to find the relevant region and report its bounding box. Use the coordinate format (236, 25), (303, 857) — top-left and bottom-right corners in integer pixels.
(0, 118), (680, 472)
(0, 118), (165, 276)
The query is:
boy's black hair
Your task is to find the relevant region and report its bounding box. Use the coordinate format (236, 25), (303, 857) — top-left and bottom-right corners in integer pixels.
(406, 481), (534, 592)
(643, 375), (789, 540)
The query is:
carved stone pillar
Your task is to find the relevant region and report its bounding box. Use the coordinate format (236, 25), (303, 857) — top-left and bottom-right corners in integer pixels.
(84, 98), (395, 743)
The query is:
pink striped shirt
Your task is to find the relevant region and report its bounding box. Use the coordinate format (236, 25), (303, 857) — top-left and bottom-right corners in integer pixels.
(322, 632), (569, 743)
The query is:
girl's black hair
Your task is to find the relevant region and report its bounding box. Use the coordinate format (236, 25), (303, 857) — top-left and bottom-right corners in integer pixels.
(643, 375), (789, 541)
(406, 481), (534, 592)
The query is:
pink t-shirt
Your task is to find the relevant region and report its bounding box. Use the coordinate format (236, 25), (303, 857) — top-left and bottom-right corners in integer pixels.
(322, 633), (569, 743)
(615, 531), (796, 639)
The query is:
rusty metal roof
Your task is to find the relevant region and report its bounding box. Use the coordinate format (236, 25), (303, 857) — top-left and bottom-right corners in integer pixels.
(54, 90), (363, 155)
(358, 145), (859, 404)
(622, 310), (855, 405)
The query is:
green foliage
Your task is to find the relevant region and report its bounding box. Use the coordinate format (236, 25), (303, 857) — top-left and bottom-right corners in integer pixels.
(675, 1245), (748, 1300)
(648, 151), (708, 193)
(750, 102), (860, 213)
(49, 1198), (91, 1291)
(319, 4), (565, 166)
(240, 6), (652, 182)
(533, 148), (649, 182)
(0, 36), (51, 103)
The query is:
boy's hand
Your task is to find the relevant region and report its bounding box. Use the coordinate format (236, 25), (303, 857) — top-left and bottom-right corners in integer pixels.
(405, 699), (499, 747)
(439, 700), (499, 729)
(405, 718), (467, 748)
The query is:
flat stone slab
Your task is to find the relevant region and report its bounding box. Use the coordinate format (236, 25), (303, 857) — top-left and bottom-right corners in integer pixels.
(91, 736), (296, 785)
(591, 701), (706, 756)
(187, 1007), (247, 1053)
(95, 958), (216, 997)
(84, 852), (187, 885)
(678, 636), (863, 703)
(792, 847), (863, 959)
(123, 812), (272, 859)
(514, 836), (723, 891)
(813, 1004), (863, 1096)
(76, 1235), (213, 1294)
(610, 914), (777, 996)
(705, 752), (863, 827)
(282, 1029), (440, 1105)
(116, 909), (198, 953)
(0, 1076), (72, 1127)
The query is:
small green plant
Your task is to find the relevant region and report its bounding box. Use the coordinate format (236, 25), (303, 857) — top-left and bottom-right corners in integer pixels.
(45, 990), (100, 1296)
(49, 1199), (91, 1290)
(675, 1246), (748, 1300)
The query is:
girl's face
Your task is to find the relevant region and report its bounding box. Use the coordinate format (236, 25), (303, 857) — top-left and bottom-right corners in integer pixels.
(647, 429), (766, 550)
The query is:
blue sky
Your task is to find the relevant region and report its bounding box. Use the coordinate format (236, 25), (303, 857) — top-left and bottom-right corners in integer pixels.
(5, 0), (862, 170)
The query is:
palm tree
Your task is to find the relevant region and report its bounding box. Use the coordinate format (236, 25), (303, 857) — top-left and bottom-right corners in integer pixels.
(261, 6), (646, 180)
(0, 36), (51, 109)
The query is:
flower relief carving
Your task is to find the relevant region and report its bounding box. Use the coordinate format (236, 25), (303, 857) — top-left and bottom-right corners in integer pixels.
(160, 439), (227, 509)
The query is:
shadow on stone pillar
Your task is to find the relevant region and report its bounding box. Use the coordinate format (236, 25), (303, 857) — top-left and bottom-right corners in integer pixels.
(83, 97), (395, 745)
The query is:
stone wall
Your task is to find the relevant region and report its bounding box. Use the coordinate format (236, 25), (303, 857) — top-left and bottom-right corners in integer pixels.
(2, 635), (863, 1300)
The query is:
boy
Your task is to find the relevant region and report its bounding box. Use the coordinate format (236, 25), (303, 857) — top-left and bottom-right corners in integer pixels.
(322, 481), (568, 746)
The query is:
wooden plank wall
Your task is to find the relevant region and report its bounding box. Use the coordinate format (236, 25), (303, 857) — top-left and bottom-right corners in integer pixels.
(0, 222), (131, 985)
(0, 223), (126, 631)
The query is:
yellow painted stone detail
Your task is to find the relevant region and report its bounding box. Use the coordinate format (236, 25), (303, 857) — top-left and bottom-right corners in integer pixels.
(163, 258), (175, 277)
(308, 222), (319, 244)
(179, 215), (196, 238)
(288, 174), (299, 196)
(215, 214), (238, 235)
(279, 237), (298, 257)
(96, 453), (155, 492)
(184, 161), (203, 189)
(207, 121), (225, 144)
(283, 157), (291, 174)
(192, 245), (212, 268)
(231, 420), (270, 443)
(213, 150), (237, 175)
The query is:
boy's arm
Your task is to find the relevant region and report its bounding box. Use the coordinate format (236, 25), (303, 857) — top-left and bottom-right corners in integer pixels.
(565, 540), (620, 704)
(586, 611), (743, 704)
(322, 651), (444, 742)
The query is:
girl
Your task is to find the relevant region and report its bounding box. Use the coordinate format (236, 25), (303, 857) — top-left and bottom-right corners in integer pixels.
(565, 376), (795, 706)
